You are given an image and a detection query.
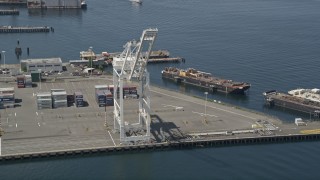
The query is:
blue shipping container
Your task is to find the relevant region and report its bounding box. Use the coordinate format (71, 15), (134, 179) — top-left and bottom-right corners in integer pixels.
(0, 97), (15, 102)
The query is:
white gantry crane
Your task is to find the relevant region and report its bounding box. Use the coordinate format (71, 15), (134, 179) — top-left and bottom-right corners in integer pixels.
(112, 28), (158, 144)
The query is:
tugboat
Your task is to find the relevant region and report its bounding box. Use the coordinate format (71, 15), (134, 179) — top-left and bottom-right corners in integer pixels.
(81, 0), (87, 9)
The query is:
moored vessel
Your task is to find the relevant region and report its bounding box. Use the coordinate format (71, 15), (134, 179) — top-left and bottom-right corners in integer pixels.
(81, 0), (87, 9)
(161, 67), (251, 94)
(129, 0), (142, 4)
(263, 88), (320, 117)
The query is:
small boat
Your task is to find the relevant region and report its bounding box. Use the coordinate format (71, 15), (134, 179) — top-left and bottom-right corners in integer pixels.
(129, 0), (142, 4)
(81, 0), (87, 9)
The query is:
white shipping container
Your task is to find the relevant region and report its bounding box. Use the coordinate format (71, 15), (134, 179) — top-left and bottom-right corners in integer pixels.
(0, 87), (14, 94)
(37, 93), (52, 100)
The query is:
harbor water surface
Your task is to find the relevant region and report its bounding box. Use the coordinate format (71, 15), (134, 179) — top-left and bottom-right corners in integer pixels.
(1, 0), (320, 178)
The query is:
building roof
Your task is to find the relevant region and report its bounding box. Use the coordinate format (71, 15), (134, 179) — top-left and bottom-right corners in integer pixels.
(21, 58), (62, 64)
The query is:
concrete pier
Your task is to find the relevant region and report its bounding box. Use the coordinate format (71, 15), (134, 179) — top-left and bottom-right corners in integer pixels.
(0, 0), (27, 6)
(1, 134), (320, 162)
(1, 69), (320, 162)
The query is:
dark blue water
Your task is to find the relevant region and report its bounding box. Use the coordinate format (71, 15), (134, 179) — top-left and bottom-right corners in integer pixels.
(1, 142), (320, 179)
(1, 0), (320, 178)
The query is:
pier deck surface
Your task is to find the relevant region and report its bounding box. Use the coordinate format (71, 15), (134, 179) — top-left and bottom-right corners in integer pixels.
(0, 74), (320, 156)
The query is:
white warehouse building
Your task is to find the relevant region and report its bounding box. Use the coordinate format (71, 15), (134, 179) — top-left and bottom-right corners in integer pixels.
(21, 58), (63, 72)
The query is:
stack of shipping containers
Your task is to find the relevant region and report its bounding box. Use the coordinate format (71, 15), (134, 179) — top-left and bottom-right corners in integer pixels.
(124, 86), (138, 99)
(74, 91), (84, 107)
(108, 84), (138, 99)
(25, 75), (32, 88)
(36, 92), (52, 109)
(16, 75), (32, 88)
(0, 87), (15, 109)
(52, 90), (67, 109)
(95, 85), (108, 107)
(104, 90), (113, 106)
(17, 75), (25, 88)
(96, 91), (106, 107)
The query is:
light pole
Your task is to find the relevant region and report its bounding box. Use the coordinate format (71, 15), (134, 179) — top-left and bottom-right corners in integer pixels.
(0, 114), (3, 156)
(104, 105), (107, 127)
(1, 51), (5, 69)
(204, 92), (208, 120)
(0, 128), (3, 156)
(89, 46), (93, 76)
(38, 69), (41, 90)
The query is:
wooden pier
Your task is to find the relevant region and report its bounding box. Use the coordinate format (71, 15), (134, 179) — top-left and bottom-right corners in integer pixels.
(0, 9), (19, 15)
(0, 26), (53, 33)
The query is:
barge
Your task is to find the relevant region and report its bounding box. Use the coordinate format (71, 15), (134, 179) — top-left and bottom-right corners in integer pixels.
(161, 67), (251, 94)
(263, 89), (320, 117)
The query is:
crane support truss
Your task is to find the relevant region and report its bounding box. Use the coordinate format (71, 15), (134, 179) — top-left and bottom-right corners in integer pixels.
(112, 28), (158, 144)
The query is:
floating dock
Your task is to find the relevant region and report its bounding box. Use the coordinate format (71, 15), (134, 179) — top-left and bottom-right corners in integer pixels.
(148, 57), (185, 63)
(0, 26), (53, 33)
(0, 9), (19, 15)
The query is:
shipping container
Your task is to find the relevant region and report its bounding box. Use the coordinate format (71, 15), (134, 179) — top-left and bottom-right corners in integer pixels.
(95, 90), (106, 106)
(123, 86), (130, 94)
(104, 90), (113, 106)
(0, 93), (15, 109)
(17, 75), (25, 88)
(73, 92), (84, 107)
(52, 99), (68, 108)
(52, 91), (67, 101)
(95, 85), (108, 93)
(0, 87), (14, 94)
(75, 99), (84, 107)
(0, 93), (15, 102)
(67, 95), (74, 104)
(25, 75), (32, 88)
(37, 92), (52, 99)
(36, 92), (52, 109)
(31, 71), (41, 82)
(74, 91), (83, 99)
(51, 89), (65, 93)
